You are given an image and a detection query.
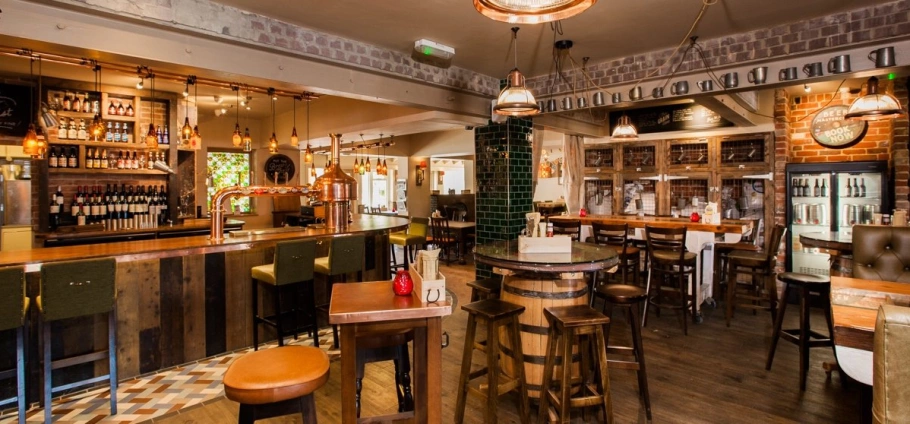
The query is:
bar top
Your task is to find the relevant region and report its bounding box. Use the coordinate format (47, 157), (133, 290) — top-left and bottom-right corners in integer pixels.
(474, 239), (619, 273)
(551, 214), (752, 234)
(36, 219), (247, 241)
(2, 215), (409, 272)
(328, 281), (452, 325)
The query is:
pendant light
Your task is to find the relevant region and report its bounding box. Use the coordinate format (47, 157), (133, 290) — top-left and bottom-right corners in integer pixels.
(290, 95), (300, 147)
(268, 88), (279, 154)
(242, 88), (252, 152)
(231, 85), (242, 146)
(845, 76), (906, 121)
(303, 95), (314, 164)
(89, 64), (105, 141)
(21, 55), (39, 156)
(494, 27), (540, 117)
(611, 114), (638, 140)
(192, 78), (202, 147)
(474, 0), (596, 24)
(145, 73), (159, 149)
(180, 77), (193, 142)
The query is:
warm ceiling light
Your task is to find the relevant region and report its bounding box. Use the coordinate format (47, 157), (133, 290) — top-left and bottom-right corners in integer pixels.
(181, 115), (192, 140)
(803, 84), (811, 93)
(214, 95), (223, 104)
(136, 77), (144, 90)
(232, 123), (242, 147)
(845, 76), (906, 121)
(21, 124), (38, 156)
(494, 27), (539, 117)
(269, 133), (278, 154)
(611, 114), (638, 139)
(474, 0), (596, 24)
(193, 125), (202, 146)
(290, 96), (300, 147)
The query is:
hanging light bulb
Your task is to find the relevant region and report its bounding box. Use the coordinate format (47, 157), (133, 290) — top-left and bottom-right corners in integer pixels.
(310, 165), (316, 178)
(181, 115), (192, 140)
(290, 95), (300, 146)
(366, 156), (372, 173)
(21, 56), (40, 156)
(146, 74), (159, 149)
(136, 77), (144, 90)
(89, 65), (105, 141)
(193, 125), (202, 147)
(303, 96), (314, 163)
(269, 133), (278, 154)
(243, 128), (252, 152)
(191, 76), (201, 147)
(232, 85), (242, 146)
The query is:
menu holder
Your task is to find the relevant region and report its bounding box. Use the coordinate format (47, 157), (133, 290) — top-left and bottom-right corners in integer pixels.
(518, 235), (572, 253)
(409, 266), (446, 304)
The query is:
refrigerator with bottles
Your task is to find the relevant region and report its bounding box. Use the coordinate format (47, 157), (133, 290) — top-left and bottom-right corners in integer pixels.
(786, 161), (890, 276)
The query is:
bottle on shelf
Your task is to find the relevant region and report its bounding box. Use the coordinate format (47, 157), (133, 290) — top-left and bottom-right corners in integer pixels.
(108, 100), (117, 115)
(67, 118), (78, 140)
(63, 91), (73, 111)
(105, 122), (114, 142)
(163, 125), (170, 145)
(853, 178), (860, 198)
(71, 95), (81, 115)
(82, 94), (92, 113)
(93, 148), (101, 169)
(113, 122), (122, 142)
(48, 147), (58, 168)
(67, 147), (78, 168)
(125, 103), (134, 117)
(846, 179), (853, 197)
(821, 179), (827, 197)
(791, 179), (798, 197)
(85, 148), (94, 169)
(117, 102), (125, 116)
(860, 178), (867, 198)
(76, 205), (86, 226)
(57, 120), (68, 140)
(122, 123), (131, 143)
(813, 179), (819, 197)
(117, 150), (125, 169)
(100, 149), (108, 169)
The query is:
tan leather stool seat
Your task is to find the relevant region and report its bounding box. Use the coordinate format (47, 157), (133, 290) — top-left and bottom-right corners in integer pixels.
(250, 264), (277, 285)
(313, 257), (330, 274)
(651, 250), (696, 262)
(224, 346), (330, 405)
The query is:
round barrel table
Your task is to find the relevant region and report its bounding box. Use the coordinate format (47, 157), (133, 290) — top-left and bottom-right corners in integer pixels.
(474, 240), (619, 398)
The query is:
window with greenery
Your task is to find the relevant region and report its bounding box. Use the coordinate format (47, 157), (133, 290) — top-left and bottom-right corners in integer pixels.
(207, 150), (253, 214)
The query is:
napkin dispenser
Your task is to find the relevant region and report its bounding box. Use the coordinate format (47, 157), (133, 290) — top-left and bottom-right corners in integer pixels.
(518, 235), (572, 253)
(410, 250), (446, 303)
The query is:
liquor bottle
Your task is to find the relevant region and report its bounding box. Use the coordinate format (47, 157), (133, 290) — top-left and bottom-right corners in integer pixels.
(813, 179), (820, 197)
(85, 148), (93, 169)
(100, 149), (109, 169)
(76, 205), (86, 226)
(77, 119), (87, 141)
(147, 151), (155, 170)
(846, 179), (853, 197)
(125, 103), (134, 117)
(48, 147), (58, 168)
(57, 120), (68, 140)
(63, 91), (72, 111)
(71, 95), (81, 115)
(82, 94), (92, 113)
(104, 122), (113, 142)
(67, 147), (78, 168)
(93, 148), (101, 169)
(791, 179), (798, 197)
(122, 123), (131, 143)
(131, 151), (138, 169)
(163, 125), (170, 145)
(853, 178), (861, 197)
(820, 179), (827, 197)
(117, 150), (124, 169)
(113, 123), (121, 142)
(67, 118), (78, 140)
(117, 102), (125, 116)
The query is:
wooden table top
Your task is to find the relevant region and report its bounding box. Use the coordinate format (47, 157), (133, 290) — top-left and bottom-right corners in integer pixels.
(328, 281), (452, 325)
(446, 221), (475, 229)
(800, 231), (853, 252)
(551, 215), (752, 234)
(830, 276), (910, 351)
(474, 239), (619, 273)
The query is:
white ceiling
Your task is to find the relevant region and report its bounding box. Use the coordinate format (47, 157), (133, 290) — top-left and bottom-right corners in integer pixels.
(215, 0), (894, 77)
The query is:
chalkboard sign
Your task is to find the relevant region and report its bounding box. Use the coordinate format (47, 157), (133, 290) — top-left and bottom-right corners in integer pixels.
(0, 83), (34, 137)
(611, 103), (733, 135)
(264, 154), (296, 184)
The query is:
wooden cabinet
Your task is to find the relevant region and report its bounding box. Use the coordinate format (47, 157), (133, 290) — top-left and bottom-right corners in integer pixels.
(718, 133), (772, 170)
(666, 138), (711, 172)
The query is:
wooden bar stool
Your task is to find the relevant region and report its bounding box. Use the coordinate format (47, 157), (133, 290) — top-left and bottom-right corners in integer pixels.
(467, 277), (501, 302)
(315, 234), (365, 348)
(539, 305), (613, 424)
(390, 217), (428, 273)
(766, 272), (834, 391)
(596, 284), (652, 421)
(455, 299), (530, 424)
(644, 226), (697, 335)
(591, 222), (640, 287)
(223, 345), (329, 424)
(0, 266), (27, 424)
(251, 239), (318, 350)
(39, 258), (118, 424)
(724, 224), (787, 327)
(712, 218), (761, 301)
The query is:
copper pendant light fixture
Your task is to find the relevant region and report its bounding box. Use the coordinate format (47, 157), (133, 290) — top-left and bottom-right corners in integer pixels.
(494, 27), (539, 117)
(192, 78), (202, 147)
(611, 114), (638, 140)
(89, 64), (105, 141)
(845, 76), (907, 121)
(474, 0), (596, 24)
(268, 88), (278, 154)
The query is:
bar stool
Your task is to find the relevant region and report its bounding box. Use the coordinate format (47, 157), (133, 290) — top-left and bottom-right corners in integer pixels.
(0, 266), (27, 424)
(725, 224), (786, 327)
(644, 226), (697, 335)
(39, 258), (118, 424)
(315, 234), (365, 348)
(455, 299), (530, 424)
(223, 345), (329, 424)
(467, 277), (501, 302)
(539, 305), (613, 424)
(390, 217), (428, 273)
(595, 284), (652, 421)
(591, 222), (640, 286)
(766, 272), (834, 391)
(251, 239), (318, 350)
(712, 218), (761, 301)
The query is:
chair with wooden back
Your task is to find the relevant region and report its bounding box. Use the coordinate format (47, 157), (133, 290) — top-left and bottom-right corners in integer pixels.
(551, 219), (581, 241)
(430, 217), (459, 265)
(712, 218), (762, 301)
(644, 225), (697, 335)
(591, 222), (640, 286)
(724, 224), (787, 327)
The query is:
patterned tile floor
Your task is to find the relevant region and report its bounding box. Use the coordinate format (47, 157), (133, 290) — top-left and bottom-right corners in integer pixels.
(0, 329), (339, 424)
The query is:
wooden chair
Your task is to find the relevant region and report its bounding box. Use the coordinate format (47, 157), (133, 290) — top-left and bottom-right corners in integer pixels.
(430, 217), (459, 265)
(644, 226), (697, 335)
(591, 222), (640, 286)
(725, 224), (787, 327)
(712, 218), (762, 302)
(551, 219), (581, 241)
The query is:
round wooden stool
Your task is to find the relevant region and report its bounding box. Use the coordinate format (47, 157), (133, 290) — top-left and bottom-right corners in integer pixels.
(224, 346), (329, 424)
(597, 284), (652, 421)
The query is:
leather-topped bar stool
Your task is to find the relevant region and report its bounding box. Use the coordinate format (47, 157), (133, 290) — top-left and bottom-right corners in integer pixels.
(644, 226), (697, 335)
(455, 299), (530, 424)
(251, 239), (318, 350)
(223, 345), (329, 424)
(390, 217), (428, 273)
(315, 234), (365, 348)
(595, 284), (652, 421)
(39, 258), (118, 424)
(724, 224), (787, 327)
(766, 272), (834, 391)
(0, 267), (27, 424)
(539, 305), (613, 424)
(591, 222), (640, 286)
(467, 277), (501, 302)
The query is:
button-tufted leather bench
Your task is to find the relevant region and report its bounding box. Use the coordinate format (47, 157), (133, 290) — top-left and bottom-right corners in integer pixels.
(852, 225), (910, 282)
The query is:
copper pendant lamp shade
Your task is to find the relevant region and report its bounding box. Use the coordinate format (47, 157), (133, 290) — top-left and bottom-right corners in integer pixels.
(474, 0), (596, 24)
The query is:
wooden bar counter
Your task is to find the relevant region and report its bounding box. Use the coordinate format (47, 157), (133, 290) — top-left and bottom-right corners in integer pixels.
(551, 214), (753, 234)
(0, 216), (408, 400)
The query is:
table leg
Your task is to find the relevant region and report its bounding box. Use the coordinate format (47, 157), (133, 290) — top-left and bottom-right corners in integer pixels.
(459, 230), (468, 265)
(427, 317), (442, 423)
(341, 324), (357, 423)
(413, 322), (429, 423)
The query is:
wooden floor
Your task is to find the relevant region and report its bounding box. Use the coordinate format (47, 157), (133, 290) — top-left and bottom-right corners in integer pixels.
(149, 258), (863, 424)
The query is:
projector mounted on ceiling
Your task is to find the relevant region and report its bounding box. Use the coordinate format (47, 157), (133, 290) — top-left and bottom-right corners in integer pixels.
(414, 39), (455, 60)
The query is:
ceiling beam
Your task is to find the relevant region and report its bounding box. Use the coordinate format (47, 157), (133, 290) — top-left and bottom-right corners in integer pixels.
(694, 95), (765, 127)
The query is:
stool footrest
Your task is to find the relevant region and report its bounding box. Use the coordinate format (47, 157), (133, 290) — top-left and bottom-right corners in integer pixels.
(781, 329), (832, 345)
(52, 349), (109, 371)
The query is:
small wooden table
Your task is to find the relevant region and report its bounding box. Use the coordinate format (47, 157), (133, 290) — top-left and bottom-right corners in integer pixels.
(830, 276), (910, 385)
(445, 221), (476, 265)
(329, 282), (452, 423)
(800, 231), (853, 276)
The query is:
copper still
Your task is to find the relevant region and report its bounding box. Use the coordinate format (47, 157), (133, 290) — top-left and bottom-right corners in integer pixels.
(312, 133), (357, 231)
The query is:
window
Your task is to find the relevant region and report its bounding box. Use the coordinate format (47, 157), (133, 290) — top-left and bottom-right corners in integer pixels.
(207, 150), (253, 214)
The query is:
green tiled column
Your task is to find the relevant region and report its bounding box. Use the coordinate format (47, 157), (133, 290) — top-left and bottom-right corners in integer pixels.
(474, 117), (533, 279)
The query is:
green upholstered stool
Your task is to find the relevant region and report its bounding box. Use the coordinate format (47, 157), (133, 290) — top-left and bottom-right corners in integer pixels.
(251, 239), (318, 350)
(390, 217), (428, 273)
(39, 258), (117, 424)
(0, 267), (28, 424)
(315, 234), (365, 348)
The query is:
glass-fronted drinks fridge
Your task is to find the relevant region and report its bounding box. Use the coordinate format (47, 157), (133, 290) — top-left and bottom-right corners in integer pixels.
(786, 161), (890, 275)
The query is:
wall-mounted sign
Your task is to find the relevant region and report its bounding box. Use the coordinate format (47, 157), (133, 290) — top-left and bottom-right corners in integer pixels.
(612, 103), (733, 135)
(264, 154), (296, 184)
(810, 105), (868, 149)
(0, 83), (34, 137)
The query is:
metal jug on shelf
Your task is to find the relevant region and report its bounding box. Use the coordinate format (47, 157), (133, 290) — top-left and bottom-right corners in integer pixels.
(893, 209), (908, 226)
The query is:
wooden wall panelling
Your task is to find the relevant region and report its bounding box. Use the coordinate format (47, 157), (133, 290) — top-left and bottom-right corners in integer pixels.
(116, 260), (142, 378)
(159, 257), (185, 368)
(204, 252), (226, 357)
(182, 254), (207, 362)
(224, 248), (270, 351)
(136, 259), (162, 375)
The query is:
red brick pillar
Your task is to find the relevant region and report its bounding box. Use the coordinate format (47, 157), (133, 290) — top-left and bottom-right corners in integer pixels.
(891, 77), (909, 210)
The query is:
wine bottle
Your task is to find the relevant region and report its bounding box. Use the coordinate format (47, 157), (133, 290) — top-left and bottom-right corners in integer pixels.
(76, 205), (86, 226)
(860, 178), (867, 198)
(117, 102), (125, 116)
(125, 103), (134, 117)
(82, 94), (92, 113)
(68, 147), (78, 168)
(48, 147), (58, 168)
(108, 101), (117, 115)
(85, 148), (94, 169)
(93, 148), (101, 169)
(821, 179), (827, 197)
(100, 149), (109, 169)
(113, 123), (122, 142)
(853, 178), (861, 197)
(67, 118), (78, 140)
(813, 179), (820, 197)
(846, 179), (853, 197)
(122, 123), (131, 143)
(71, 95), (81, 115)
(77, 119), (87, 141)
(58, 120), (68, 140)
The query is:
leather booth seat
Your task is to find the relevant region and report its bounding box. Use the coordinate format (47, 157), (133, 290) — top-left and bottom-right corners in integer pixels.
(873, 305), (910, 424)
(853, 225), (910, 283)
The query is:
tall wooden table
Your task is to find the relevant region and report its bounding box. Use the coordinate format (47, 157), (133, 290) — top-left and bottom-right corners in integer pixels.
(329, 281), (452, 423)
(800, 231), (853, 276)
(445, 221), (475, 265)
